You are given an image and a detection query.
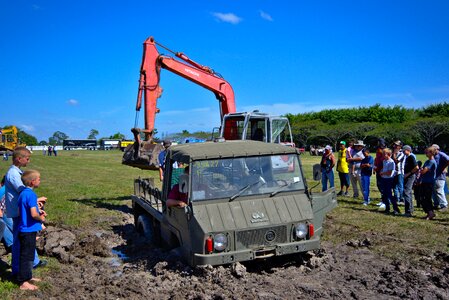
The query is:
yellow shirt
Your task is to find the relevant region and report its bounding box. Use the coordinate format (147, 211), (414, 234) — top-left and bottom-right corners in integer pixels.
(337, 148), (349, 173)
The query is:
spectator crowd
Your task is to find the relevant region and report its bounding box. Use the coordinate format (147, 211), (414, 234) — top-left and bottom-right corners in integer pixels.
(320, 139), (448, 220)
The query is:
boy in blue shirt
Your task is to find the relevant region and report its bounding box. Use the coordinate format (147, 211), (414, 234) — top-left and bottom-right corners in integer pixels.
(360, 149), (374, 205)
(380, 148), (399, 214)
(17, 170), (46, 291)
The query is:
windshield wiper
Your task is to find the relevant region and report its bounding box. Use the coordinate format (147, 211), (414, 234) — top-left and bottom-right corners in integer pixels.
(270, 180), (300, 197)
(230, 177), (266, 202)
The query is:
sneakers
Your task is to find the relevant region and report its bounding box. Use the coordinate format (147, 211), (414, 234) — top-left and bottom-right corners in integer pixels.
(378, 203), (386, 211)
(344, 192), (349, 196)
(403, 212), (413, 217)
(393, 211), (401, 216)
(376, 202), (383, 206)
(337, 191), (343, 196)
(440, 206), (448, 212)
(363, 202), (368, 206)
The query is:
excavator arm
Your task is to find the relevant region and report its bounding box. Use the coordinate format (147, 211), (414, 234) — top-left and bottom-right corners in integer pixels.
(135, 37), (236, 141)
(123, 37), (236, 170)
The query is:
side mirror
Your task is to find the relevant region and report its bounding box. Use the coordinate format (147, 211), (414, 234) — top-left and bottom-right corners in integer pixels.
(312, 164), (322, 181)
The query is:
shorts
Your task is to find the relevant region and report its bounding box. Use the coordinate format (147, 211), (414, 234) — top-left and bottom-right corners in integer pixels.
(338, 172), (350, 187)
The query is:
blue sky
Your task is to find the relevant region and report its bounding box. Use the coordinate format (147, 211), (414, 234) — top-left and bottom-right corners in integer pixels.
(1, 1), (449, 142)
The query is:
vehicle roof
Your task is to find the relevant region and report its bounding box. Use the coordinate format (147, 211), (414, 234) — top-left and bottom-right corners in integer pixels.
(169, 140), (298, 162)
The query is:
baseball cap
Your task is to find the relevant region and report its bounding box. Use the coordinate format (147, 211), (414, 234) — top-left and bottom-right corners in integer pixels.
(339, 141), (346, 145)
(163, 139), (172, 147)
(402, 145), (412, 151)
(432, 144), (440, 150)
(325, 145), (332, 151)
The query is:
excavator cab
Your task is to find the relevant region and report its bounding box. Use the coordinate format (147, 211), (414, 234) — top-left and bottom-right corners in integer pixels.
(221, 111), (295, 147)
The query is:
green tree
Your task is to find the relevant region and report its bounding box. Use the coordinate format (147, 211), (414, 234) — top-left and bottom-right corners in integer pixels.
(39, 140), (47, 145)
(412, 118), (449, 146)
(49, 131), (68, 145)
(312, 123), (352, 150)
(291, 120), (322, 148)
(1, 125), (38, 145)
(87, 129), (99, 139)
(109, 132), (125, 140)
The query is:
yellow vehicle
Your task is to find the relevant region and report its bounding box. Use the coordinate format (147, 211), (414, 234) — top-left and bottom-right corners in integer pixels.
(119, 140), (134, 152)
(0, 126), (24, 153)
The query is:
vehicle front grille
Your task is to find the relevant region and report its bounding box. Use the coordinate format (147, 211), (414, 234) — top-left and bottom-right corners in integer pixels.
(236, 226), (287, 249)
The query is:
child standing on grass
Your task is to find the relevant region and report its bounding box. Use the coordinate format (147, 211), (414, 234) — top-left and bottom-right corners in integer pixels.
(5, 146), (46, 276)
(380, 148), (400, 215)
(17, 170), (46, 291)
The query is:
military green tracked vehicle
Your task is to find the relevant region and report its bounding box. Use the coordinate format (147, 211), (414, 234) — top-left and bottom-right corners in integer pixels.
(132, 140), (336, 266)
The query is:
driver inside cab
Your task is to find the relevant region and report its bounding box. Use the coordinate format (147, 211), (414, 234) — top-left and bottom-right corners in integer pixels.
(167, 166), (189, 208)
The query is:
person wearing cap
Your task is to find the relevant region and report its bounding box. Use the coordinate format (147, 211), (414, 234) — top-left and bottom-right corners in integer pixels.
(348, 140), (365, 198)
(402, 145), (418, 216)
(158, 139), (172, 182)
(336, 141), (350, 196)
(431, 144), (449, 211)
(320, 145), (336, 192)
(392, 140), (406, 205)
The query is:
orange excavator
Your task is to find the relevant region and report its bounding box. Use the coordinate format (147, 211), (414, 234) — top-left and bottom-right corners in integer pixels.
(123, 37), (293, 170)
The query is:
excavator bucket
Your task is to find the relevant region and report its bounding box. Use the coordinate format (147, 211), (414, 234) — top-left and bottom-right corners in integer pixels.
(122, 141), (164, 170)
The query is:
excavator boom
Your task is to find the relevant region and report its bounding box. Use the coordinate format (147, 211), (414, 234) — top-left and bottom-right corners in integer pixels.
(123, 37), (236, 170)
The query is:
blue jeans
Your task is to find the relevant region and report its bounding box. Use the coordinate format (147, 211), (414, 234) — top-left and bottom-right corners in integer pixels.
(322, 169), (335, 191)
(12, 217), (40, 275)
(393, 174), (404, 203)
(444, 179), (449, 194)
(382, 177), (399, 212)
(0, 215), (13, 248)
(432, 179), (448, 208)
(403, 174), (416, 214)
(361, 175), (371, 202)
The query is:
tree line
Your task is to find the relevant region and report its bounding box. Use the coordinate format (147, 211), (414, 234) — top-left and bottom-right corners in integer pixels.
(3, 102), (449, 149)
(285, 102), (449, 151)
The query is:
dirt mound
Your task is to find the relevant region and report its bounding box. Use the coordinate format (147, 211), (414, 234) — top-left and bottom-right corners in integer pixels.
(1, 212), (447, 299)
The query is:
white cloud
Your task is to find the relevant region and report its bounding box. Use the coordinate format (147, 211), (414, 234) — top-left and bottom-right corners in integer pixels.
(212, 12), (242, 25)
(20, 124), (35, 132)
(67, 99), (79, 106)
(259, 10), (273, 22)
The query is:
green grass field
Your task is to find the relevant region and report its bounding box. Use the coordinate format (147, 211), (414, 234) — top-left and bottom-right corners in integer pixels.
(0, 150), (447, 295)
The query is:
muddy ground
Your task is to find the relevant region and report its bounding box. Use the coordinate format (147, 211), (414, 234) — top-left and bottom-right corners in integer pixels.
(1, 209), (448, 300)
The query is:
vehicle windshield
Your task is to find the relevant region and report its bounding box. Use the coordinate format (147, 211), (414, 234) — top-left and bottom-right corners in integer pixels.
(190, 154), (304, 201)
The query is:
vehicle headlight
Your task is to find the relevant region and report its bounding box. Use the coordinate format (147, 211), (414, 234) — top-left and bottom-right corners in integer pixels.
(295, 223), (308, 239)
(213, 233), (228, 251)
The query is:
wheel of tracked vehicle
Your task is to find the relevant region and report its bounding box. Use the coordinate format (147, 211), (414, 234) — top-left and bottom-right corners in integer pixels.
(136, 214), (161, 246)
